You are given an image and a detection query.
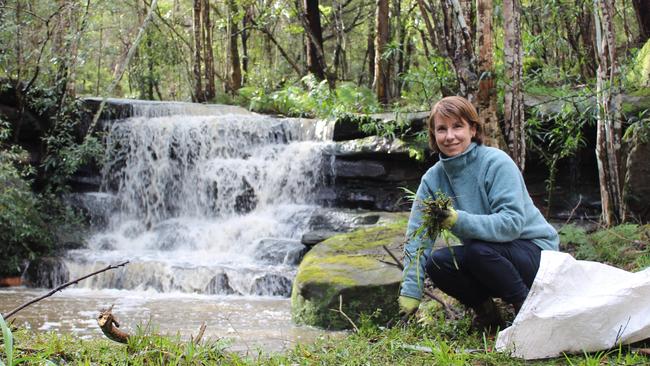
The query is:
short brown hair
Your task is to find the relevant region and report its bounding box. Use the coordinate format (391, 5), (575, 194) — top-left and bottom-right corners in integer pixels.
(427, 96), (484, 152)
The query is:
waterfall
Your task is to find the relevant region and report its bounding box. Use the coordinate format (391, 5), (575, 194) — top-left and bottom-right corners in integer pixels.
(66, 104), (333, 297)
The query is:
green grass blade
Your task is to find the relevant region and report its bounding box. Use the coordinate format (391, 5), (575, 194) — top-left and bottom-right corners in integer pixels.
(0, 314), (13, 366)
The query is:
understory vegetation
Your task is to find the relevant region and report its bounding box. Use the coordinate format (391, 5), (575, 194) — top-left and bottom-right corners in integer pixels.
(1, 223), (649, 365)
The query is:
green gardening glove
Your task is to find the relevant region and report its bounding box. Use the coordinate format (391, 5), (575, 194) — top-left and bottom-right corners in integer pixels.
(398, 296), (421, 317)
(430, 206), (458, 229)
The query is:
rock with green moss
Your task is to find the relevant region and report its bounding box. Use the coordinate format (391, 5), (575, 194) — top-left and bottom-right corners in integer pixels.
(627, 39), (650, 90)
(291, 218), (407, 329)
(622, 120), (650, 222)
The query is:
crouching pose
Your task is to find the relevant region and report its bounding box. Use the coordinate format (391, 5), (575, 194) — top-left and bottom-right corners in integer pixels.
(399, 96), (559, 332)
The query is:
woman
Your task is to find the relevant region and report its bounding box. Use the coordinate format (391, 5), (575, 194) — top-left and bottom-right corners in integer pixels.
(398, 96), (559, 331)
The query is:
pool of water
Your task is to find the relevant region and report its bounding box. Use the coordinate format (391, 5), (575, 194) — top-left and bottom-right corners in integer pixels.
(0, 287), (336, 354)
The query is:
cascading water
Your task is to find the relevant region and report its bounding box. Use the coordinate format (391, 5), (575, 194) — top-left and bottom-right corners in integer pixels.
(66, 104), (334, 297)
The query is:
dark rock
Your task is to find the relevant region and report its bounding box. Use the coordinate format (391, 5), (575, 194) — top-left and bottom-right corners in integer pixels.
(301, 230), (341, 246)
(234, 177), (258, 214)
(205, 273), (237, 295)
(253, 238), (307, 265)
(352, 214), (380, 225)
(23, 257), (70, 288)
(334, 159), (386, 178)
(251, 274), (292, 296)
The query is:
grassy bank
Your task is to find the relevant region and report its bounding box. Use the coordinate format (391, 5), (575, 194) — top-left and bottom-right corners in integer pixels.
(1, 223), (649, 365)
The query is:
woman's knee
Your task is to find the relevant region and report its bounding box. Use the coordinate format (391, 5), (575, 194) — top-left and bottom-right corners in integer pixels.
(463, 241), (498, 268)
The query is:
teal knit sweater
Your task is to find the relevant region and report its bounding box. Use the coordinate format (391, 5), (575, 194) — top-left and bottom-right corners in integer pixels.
(400, 143), (559, 300)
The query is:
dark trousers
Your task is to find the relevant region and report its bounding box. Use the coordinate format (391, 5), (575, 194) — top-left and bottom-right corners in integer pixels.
(425, 239), (541, 308)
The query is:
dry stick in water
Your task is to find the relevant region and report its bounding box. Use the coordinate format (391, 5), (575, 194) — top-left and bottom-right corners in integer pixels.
(382, 245), (460, 320)
(2, 261), (130, 320)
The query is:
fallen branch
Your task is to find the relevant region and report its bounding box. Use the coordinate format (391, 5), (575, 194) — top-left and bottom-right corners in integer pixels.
(382, 245), (460, 320)
(2, 261), (129, 320)
(97, 305), (130, 344)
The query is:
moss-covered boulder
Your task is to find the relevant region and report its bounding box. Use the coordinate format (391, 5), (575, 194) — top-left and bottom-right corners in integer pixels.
(627, 39), (650, 89)
(291, 218), (407, 329)
(622, 121), (650, 223)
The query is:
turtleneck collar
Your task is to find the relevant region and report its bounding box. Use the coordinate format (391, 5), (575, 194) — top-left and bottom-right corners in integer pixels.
(439, 142), (479, 174)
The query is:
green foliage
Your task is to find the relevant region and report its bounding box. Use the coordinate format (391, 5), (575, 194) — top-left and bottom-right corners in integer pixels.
(568, 224), (650, 271)
(0, 315), (13, 366)
(399, 56), (456, 109)
(526, 93), (594, 214)
(0, 119), (53, 276)
(238, 75), (381, 119)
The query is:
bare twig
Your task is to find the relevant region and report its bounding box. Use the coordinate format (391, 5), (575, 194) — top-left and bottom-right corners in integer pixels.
(382, 245), (460, 320)
(2, 261), (129, 320)
(330, 295), (359, 332)
(565, 195), (583, 224)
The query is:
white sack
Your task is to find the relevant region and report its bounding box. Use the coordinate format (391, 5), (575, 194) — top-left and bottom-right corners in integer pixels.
(496, 251), (650, 360)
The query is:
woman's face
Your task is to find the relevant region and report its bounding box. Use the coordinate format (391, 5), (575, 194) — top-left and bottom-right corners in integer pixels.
(433, 114), (477, 157)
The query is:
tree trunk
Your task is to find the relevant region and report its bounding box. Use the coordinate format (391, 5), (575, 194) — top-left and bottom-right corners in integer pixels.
(366, 18), (375, 88)
(632, 0), (650, 43)
(503, 0), (525, 170)
(476, 0), (503, 149)
(374, 0), (390, 104)
(202, 0), (215, 100)
(227, 0), (242, 94)
(595, 0), (623, 226)
(241, 6), (252, 81)
(303, 0), (326, 80)
(192, 0), (203, 102)
(442, 0), (478, 102)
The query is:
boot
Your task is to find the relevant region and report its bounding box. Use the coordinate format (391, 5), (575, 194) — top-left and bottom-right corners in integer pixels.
(471, 298), (504, 334)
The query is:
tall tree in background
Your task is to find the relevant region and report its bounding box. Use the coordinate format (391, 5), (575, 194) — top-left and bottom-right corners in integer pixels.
(192, 0), (204, 102)
(226, 0), (242, 94)
(374, 0), (390, 104)
(503, 0), (525, 170)
(441, 0), (477, 102)
(594, 0), (623, 226)
(302, 0), (327, 81)
(632, 0), (650, 42)
(476, 0), (502, 149)
(202, 0), (216, 100)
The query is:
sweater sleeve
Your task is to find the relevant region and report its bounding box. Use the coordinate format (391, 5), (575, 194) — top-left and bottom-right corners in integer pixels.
(451, 152), (527, 242)
(400, 177), (435, 300)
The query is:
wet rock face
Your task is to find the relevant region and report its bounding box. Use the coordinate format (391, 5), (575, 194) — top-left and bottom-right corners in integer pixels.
(251, 274), (292, 296)
(253, 238), (307, 265)
(205, 273), (237, 295)
(23, 257), (70, 288)
(623, 123), (650, 222)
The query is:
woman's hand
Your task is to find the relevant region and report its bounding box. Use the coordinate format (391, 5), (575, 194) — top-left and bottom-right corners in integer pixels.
(398, 296), (421, 317)
(430, 206), (458, 229)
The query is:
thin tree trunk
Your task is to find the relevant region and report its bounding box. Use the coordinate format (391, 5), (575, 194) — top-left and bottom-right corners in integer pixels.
(227, 0), (242, 93)
(632, 0), (650, 43)
(476, 0), (502, 149)
(366, 18), (375, 87)
(594, 0), (623, 226)
(241, 6), (252, 81)
(203, 0), (215, 100)
(192, 0), (203, 102)
(503, 0), (525, 170)
(374, 0), (390, 104)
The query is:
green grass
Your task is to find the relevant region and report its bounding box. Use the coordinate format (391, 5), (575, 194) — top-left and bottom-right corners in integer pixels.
(2, 308), (649, 365)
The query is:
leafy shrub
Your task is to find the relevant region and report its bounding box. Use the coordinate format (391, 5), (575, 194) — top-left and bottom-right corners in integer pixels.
(0, 119), (53, 276)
